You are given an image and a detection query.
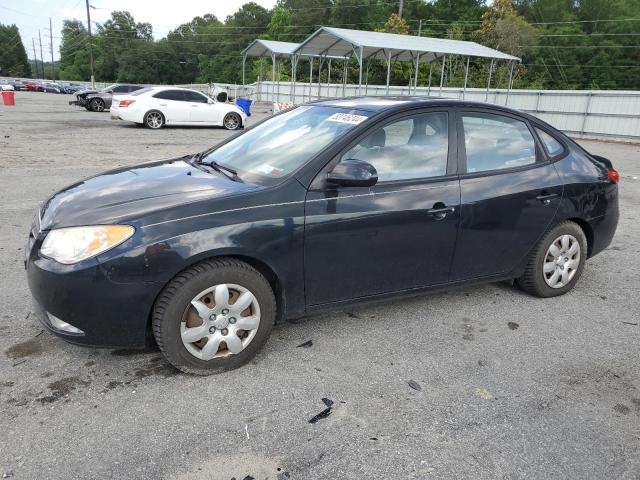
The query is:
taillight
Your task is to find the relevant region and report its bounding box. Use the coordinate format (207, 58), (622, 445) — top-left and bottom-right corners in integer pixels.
(607, 168), (619, 184)
(119, 99), (135, 108)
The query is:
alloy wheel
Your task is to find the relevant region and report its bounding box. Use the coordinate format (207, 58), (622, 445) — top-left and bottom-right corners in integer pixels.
(180, 283), (261, 360)
(543, 234), (581, 289)
(224, 113), (240, 130)
(146, 112), (163, 129)
(92, 99), (104, 112)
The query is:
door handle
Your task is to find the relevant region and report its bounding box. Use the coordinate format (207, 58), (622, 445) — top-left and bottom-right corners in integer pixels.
(159, 103), (167, 106)
(191, 105), (199, 107)
(536, 192), (559, 205)
(426, 205), (455, 219)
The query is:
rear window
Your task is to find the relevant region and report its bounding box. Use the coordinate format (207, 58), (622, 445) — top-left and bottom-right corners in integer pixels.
(153, 90), (185, 101)
(131, 87), (153, 96)
(536, 128), (565, 157)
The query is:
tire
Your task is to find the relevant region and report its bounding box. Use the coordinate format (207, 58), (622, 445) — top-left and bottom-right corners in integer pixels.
(144, 110), (164, 129)
(152, 258), (276, 375)
(516, 221), (587, 298)
(89, 98), (105, 112)
(223, 112), (242, 130)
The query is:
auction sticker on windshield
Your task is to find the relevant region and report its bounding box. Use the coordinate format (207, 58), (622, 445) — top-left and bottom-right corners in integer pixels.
(326, 113), (369, 125)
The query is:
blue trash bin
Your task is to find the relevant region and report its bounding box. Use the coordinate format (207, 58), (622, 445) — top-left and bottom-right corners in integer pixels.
(235, 98), (252, 117)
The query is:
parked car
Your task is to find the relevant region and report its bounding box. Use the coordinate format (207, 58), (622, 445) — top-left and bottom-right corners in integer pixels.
(25, 81), (40, 91)
(0, 80), (15, 91)
(83, 84), (144, 112)
(70, 86), (99, 106)
(111, 86), (245, 129)
(38, 82), (63, 93)
(25, 98), (619, 374)
(62, 83), (84, 94)
(11, 80), (26, 91)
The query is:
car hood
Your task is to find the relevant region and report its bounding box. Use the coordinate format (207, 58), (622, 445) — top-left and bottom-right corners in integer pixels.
(76, 89), (98, 97)
(39, 158), (261, 229)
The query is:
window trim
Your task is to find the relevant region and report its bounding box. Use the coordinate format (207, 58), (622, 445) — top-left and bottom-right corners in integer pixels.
(532, 124), (569, 162)
(311, 108), (457, 190)
(456, 108), (549, 179)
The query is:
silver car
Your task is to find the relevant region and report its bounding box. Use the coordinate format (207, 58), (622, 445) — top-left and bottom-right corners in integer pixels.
(84, 84), (144, 112)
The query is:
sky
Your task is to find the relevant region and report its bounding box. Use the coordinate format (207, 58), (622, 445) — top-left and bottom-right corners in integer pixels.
(1, 0), (278, 62)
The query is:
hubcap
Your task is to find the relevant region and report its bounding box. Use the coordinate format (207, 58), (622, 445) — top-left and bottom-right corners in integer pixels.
(543, 234), (581, 289)
(180, 283), (260, 360)
(147, 113), (162, 128)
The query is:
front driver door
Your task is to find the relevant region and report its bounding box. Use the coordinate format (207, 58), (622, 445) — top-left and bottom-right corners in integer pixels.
(304, 109), (461, 306)
(184, 90), (218, 123)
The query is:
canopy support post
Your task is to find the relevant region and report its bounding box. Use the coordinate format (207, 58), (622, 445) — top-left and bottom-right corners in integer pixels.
(358, 46), (363, 96)
(462, 57), (469, 99)
(328, 58), (332, 95)
(309, 57), (313, 103)
(277, 59), (281, 103)
(242, 54), (246, 92)
(413, 54), (420, 95)
(342, 58), (347, 96)
(506, 61), (515, 105)
(271, 53), (276, 103)
(427, 62), (433, 96)
(317, 56), (322, 98)
(386, 50), (391, 95)
(291, 55), (297, 103)
(439, 55), (446, 97)
(485, 58), (494, 102)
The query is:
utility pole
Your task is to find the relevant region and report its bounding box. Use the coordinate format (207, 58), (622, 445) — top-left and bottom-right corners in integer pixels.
(398, 0), (404, 18)
(32, 38), (40, 78)
(85, 0), (95, 87)
(38, 30), (46, 80)
(418, 19), (422, 36)
(49, 18), (55, 80)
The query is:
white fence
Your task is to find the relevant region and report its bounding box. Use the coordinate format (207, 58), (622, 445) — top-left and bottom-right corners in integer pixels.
(246, 81), (640, 140)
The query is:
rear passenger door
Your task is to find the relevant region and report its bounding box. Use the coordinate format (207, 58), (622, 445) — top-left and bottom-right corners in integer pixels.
(449, 109), (563, 281)
(152, 90), (190, 123)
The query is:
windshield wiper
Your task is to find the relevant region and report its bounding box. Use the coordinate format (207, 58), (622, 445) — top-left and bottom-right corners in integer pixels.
(192, 153), (243, 182)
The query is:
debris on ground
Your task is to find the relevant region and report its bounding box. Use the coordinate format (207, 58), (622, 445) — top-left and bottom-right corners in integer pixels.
(309, 398), (334, 424)
(507, 322), (519, 330)
(408, 380), (422, 391)
(474, 388), (493, 400)
(297, 340), (313, 348)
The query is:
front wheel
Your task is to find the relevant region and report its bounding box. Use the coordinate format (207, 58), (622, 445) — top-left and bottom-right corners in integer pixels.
(144, 110), (164, 129)
(223, 112), (242, 130)
(152, 258), (276, 375)
(516, 221), (587, 298)
(89, 98), (105, 112)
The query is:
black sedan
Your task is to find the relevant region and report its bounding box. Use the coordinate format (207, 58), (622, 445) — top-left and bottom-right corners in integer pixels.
(26, 98), (619, 374)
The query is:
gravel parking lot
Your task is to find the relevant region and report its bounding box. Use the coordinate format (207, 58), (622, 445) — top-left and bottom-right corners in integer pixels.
(1, 92), (639, 480)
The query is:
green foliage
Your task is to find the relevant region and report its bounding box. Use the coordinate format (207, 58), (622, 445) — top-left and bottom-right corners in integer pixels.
(55, 0), (640, 89)
(0, 23), (32, 77)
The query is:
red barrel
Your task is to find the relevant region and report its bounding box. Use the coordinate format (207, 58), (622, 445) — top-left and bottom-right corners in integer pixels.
(1, 91), (16, 106)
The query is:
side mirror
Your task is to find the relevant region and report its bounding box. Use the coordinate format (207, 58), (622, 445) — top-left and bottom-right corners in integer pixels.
(327, 159), (378, 188)
(106, 90), (113, 94)
(208, 98), (215, 104)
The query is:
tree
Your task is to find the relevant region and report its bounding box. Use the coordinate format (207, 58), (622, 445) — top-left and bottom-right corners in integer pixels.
(58, 20), (90, 80)
(0, 24), (31, 77)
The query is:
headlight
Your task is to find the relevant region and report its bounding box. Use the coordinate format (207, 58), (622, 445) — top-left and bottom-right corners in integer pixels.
(40, 225), (134, 264)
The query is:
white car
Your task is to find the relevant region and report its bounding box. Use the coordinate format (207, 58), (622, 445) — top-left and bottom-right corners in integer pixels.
(0, 80), (15, 91)
(111, 86), (246, 130)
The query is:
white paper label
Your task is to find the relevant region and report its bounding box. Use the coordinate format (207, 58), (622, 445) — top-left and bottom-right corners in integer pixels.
(326, 113), (368, 125)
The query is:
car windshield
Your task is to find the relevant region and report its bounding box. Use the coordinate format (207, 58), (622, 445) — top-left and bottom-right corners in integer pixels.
(200, 106), (373, 186)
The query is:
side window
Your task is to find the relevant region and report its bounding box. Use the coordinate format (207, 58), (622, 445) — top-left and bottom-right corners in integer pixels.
(153, 90), (185, 101)
(184, 91), (209, 103)
(536, 128), (565, 157)
(341, 112), (449, 182)
(113, 85), (129, 93)
(462, 113), (536, 173)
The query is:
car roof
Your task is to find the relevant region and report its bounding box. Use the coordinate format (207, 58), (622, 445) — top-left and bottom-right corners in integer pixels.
(310, 96), (539, 122)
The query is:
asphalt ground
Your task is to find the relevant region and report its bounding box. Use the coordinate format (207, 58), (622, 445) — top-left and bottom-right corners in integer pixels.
(1, 92), (639, 480)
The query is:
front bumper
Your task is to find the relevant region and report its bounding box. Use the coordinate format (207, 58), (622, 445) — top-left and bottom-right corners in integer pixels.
(26, 232), (162, 348)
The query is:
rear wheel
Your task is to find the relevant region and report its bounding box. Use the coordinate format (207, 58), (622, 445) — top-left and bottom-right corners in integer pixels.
(144, 110), (164, 129)
(89, 98), (105, 112)
(516, 221), (587, 298)
(152, 258), (276, 375)
(223, 112), (241, 130)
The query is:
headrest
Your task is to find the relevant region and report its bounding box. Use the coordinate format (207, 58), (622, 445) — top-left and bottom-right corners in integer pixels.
(361, 128), (386, 148)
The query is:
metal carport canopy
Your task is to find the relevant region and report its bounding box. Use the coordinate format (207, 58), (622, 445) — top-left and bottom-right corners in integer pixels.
(294, 26), (520, 63)
(241, 39), (299, 58)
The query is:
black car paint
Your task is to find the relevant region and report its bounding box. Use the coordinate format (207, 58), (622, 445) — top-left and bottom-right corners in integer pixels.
(26, 98), (619, 348)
